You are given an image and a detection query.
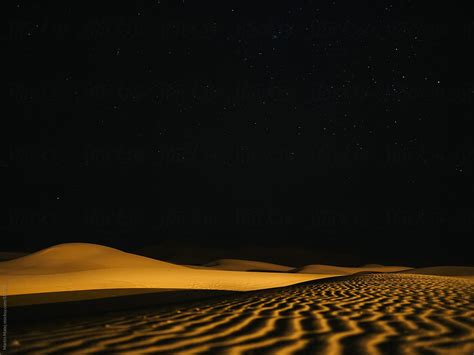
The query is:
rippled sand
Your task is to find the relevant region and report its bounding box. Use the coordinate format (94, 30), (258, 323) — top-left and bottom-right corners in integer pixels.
(9, 274), (474, 355)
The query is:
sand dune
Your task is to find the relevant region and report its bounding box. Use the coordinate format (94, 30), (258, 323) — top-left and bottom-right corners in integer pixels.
(133, 243), (360, 267)
(293, 264), (411, 275)
(199, 260), (411, 275)
(0, 243), (184, 275)
(9, 273), (474, 354)
(203, 259), (294, 272)
(402, 266), (474, 278)
(0, 243), (333, 298)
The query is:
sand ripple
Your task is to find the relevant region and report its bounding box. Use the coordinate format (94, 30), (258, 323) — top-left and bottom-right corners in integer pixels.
(9, 274), (474, 354)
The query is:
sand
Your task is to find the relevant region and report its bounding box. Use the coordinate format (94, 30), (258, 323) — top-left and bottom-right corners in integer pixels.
(401, 266), (474, 278)
(0, 243), (334, 299)
(202, 259), (294, 272)
(0, 243), (185, 275)
(294, 264), (411, 275)
(8, 273), (474, 354)
(2, 243), (473, 353)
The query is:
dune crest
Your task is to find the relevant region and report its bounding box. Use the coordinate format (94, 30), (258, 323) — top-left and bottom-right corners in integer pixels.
(203, 259), (294, 272)
(0, 243), (184, 275)
(294, 264), (411, 275)
(402, 266), (474, 277)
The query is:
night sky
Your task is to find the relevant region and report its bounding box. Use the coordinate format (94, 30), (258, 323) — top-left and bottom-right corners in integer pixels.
(4, 1), (474, 266)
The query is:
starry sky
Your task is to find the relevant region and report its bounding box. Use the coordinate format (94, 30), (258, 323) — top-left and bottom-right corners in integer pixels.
(4, 1), (474, 265)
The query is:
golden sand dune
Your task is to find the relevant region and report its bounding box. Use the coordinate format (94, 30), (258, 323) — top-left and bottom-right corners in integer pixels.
(203, 259), (294, 272)
(0, 243), (184, 275)
(0, 243), (331, 297)
(9, 274), (474, 355)
(293, 264), (411, 275)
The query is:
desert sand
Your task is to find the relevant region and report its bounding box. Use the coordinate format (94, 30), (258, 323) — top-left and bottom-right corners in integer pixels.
(2, 243), (474, 354)
(202, 259), (294, 272)
(0, 243), (335, 299)
(8, 273), (474, 354)
(194, 260), (411, 275)
(293, 264), (411, 275)
(401, 266), (474, 278)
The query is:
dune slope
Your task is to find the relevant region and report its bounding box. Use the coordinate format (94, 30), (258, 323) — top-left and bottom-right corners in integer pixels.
(294, 264), (411, 275)
(203, 259), (293, 272)
(0, 243), (184, 275)
(0, 243), (333, 296)
(402, 266), (474, 277)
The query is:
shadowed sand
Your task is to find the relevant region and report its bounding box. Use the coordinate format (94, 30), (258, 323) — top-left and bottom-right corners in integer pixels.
(201, 259), (294, 272)
(189, 260), (411, 274)
(0, 251), (27, 261)
(7, 289), (238, 322)
(292, 264), (411, 275)
(401, 266), (474, 278)
(8, 274), (474, 355)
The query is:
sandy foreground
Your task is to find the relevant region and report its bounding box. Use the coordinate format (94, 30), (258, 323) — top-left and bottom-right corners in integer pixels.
(7, 273), (474, 355)
(2, 243), (474, 354)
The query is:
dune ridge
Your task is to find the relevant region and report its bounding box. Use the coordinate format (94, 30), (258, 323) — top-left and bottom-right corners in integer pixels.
(294, 264), (411, 275)
(0, 243), (332, 297)
(401, 266), (474, 278)
(0, 243), (184, 275)
(203, 259), (294, 272)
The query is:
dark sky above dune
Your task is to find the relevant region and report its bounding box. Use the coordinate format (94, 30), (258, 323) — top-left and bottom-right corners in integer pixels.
(4, 1), (474, 266)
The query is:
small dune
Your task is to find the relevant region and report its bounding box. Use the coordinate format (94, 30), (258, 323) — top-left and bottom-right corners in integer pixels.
(361, 263), (385, 267)
(203, 259), (294, 272)
(402, 266), (474, 278)
(293, 264), (411, 275)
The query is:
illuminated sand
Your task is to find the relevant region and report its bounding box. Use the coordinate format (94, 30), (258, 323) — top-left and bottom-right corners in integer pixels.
(0, 244), (333, 299)
(8, 274), (474, 354)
